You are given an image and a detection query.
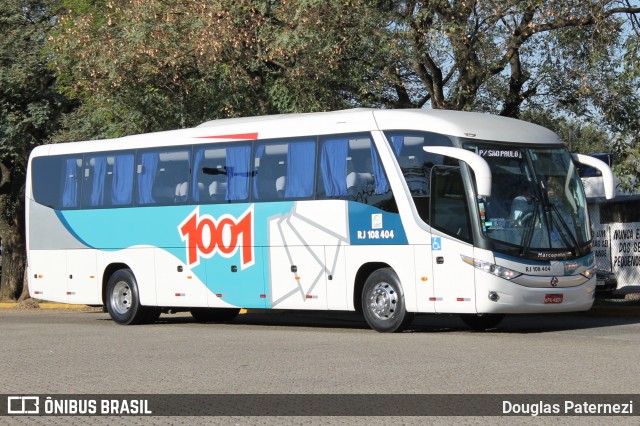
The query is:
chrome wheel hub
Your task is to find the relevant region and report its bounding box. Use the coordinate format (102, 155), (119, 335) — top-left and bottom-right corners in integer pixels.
(368, 282), (397, 320)
(111, 281), (132, 315)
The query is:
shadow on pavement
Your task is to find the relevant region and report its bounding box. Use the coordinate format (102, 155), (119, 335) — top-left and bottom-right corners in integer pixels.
(148, 299), (640, 334)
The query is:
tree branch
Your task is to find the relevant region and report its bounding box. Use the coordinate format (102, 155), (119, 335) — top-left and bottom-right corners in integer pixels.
(530, 6), (640, 35)
(488, 8), (535, 78)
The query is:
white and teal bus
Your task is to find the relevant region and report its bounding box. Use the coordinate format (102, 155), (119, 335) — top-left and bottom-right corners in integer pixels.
(26, 109), (615, 331)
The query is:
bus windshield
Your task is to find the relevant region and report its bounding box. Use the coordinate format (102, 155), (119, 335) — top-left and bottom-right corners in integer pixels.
(464, 142), (590, 254)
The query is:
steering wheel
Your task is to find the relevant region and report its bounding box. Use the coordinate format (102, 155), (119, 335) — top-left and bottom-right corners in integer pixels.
(514, 212), (533, 228)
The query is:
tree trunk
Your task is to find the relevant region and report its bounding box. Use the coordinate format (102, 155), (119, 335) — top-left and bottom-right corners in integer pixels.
(18, 268), (30, 302)
(0, 226), (26, 301)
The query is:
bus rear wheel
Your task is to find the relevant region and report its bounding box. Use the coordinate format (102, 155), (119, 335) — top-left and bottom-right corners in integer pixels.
(105, 268), (157, 325)
(460, 314), (504, 331)
(362, 268), (414, 332)
(190, 308), (240, 323)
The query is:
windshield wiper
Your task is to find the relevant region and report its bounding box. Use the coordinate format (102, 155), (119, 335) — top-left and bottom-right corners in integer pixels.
(549, 203), (582, 256)
(519, 196), (540, 256)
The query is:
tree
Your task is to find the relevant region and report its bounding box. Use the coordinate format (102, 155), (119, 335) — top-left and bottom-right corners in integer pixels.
(50, 0), (386, 140)
(51, 1), (640, 134)
(367, 1), (639, 115)
(366, 1), (640, 188)
(520, 109), (610, 154)
(1, 1), (637, 301)
(0, 0), (75, 300)
(611, 134), (640, 192)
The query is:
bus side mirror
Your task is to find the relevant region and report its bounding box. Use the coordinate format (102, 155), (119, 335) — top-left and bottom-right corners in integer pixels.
(423, 146), (492, 197)
(571, 153), (615, 200)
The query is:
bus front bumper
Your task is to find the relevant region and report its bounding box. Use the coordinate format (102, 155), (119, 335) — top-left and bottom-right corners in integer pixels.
(475, 275), (596, 314)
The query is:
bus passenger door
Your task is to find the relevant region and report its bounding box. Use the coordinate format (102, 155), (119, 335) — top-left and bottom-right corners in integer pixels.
(430, 166), (476, 313)
(431, 234), (476, 313)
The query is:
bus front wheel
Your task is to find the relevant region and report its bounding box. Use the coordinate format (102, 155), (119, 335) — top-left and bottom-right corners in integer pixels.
(105, 268), (157, 325)
(362, 268), (414, 332)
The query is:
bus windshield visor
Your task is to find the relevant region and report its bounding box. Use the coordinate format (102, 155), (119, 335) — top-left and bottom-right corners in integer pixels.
(464, 142), (591, 252)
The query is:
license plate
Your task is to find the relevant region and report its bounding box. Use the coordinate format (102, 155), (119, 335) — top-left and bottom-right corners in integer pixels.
(544, 294), (563, 304)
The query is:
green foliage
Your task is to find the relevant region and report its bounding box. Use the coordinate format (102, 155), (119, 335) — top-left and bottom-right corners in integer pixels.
(521, 109), (611, 154)
(0, 0), (77, 298)
(611, 133), (640, 192)
(374, 1), (640, 189)
(0, 0), (638, 297)
(373, 1), (639, 115)
(0, 0), (74, 215)
(50, 0), (385, 140)
(45, 0), (640, 189)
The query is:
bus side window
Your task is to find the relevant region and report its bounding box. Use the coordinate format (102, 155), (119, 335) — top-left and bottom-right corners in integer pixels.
(31, 155), (82, 210)
(193, 144), (251, 203)
(253, 143), (286, 200)
(346, 138), (375, 203)
(61, 157), (83, 209)
(253, 139), (316, 201)
(317, 134), (396, 212)
(136, 149), (190, 205)
(82, 152), (134, 208)
(317, 138), (349, 199)
(111, 153), (134, 207)
(282, 140), (315, 199)
(430, 166), (472, 242)
(82, 155), (108, 208)
(194, 146), (227, 203)
(385, 131), (453, 223)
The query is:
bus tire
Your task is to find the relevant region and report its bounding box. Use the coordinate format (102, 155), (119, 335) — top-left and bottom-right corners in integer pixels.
(190, 308), (240, 323)
(460, 314), (504, 331)
(105, 268), (151, 325)
(362, 268), (413, 332)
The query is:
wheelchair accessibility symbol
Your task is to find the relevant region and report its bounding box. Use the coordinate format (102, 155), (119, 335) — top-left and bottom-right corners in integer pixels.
(432, 237), (442, 251)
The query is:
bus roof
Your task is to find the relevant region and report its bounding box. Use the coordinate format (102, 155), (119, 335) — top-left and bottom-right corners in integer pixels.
(35, 108), (563, 157)
(373, 109), (562, 144)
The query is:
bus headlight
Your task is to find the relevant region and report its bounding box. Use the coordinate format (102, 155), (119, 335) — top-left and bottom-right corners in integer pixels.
(461, 255), (522, 280)
(581, 267), (595, 279)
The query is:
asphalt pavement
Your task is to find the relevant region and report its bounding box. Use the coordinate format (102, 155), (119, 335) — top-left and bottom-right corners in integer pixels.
(2, 300), (640, 424)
